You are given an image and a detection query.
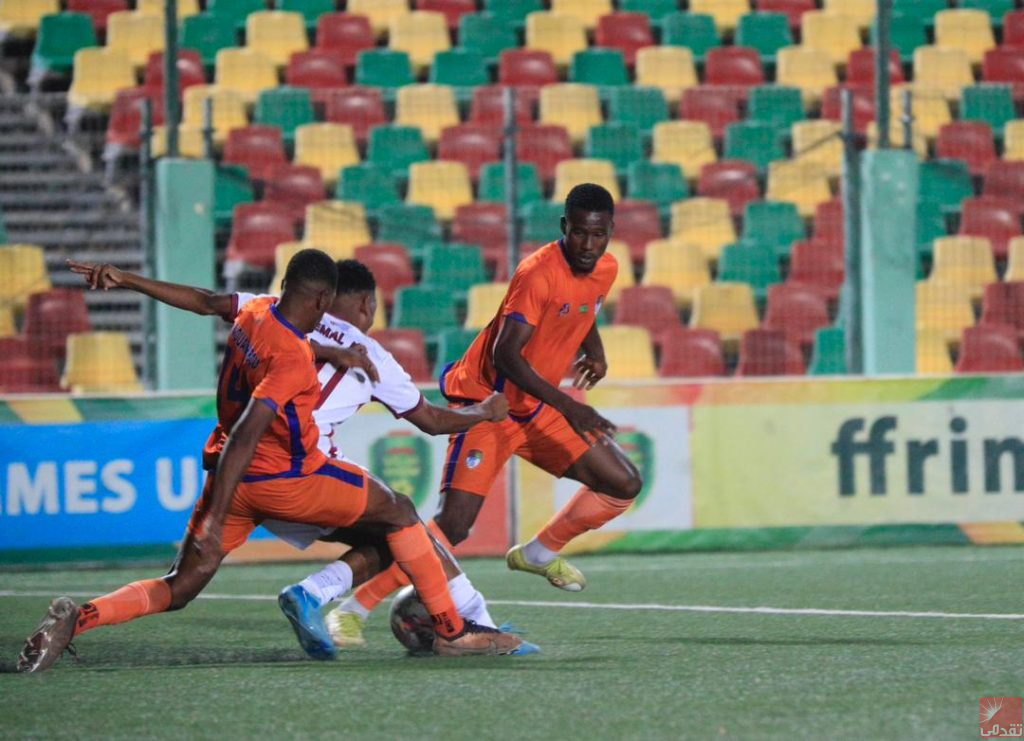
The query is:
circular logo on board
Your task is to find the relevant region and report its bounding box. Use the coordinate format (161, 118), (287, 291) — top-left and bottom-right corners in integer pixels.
(465, 450), (484, 469)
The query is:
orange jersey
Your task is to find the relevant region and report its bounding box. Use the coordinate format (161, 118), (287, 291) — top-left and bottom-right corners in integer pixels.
(441, 240), (616, 416)
(203, 296), (327, 478)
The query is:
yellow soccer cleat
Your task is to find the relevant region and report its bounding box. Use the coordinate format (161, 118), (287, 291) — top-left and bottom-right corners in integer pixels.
(326, 608), (366, 648)
(505, 544), (587, 592)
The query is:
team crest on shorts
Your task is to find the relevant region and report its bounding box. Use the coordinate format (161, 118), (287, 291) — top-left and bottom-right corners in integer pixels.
(465, 450), (484, 469)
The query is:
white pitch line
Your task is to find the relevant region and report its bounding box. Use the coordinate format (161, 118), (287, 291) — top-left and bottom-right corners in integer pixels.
(2, 590), (1023, 621)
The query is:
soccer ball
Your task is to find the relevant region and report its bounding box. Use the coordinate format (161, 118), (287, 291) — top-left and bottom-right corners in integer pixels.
(389, 586), (435, 655)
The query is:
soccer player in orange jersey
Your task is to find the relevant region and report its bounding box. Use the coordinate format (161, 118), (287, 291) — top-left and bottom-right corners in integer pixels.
(15, 249), (522, 672)
(331, 184), (643, 640)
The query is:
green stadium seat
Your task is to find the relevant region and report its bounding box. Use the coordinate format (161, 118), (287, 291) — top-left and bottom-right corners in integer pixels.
(742, 201), (805, 258)
(434, 327), (478, 377)
(607, 86), (669, 136)
(724, 121), (784, 174)
(180, 13), (238, 69)
(521, 201), (565, 243)
(961, 84), (1017, 131)
(960, 0), (1013, 26)
(570, 48), (629, 88)
(355, 49), (415, 91)
(735, 12), (793, 62)
(586, 122), (645, 173)
(421, 242), (489, 295)
(808, 326), (847, 375)
(747, 86), (804, 139)
(367, 125), (430, 180)
(458, 12), (518, 62)
(213, 164), (254, 229)
(376, 203), (443, 255)
(874, 12), (927, 61)
(392, 285), (460, 336)
(0, 208), (6, 243)
(626, 160), (690, 214)
(254, 87), (314, 146)
(206, 0), (263, 31)
(478, 162), (544, 208)
(717, 241), (782, 301)
(337, 164), (401, 212)
(430, 48), (490, 92)
(276, 0), (333, 30)
(892, 0), (948, 25)
(620, 0), (679, 27)
(483, 0), (542, 28)
(31, 12), (97, 78)
(919, 159), (975, 213)
(661, 12), (721, 62)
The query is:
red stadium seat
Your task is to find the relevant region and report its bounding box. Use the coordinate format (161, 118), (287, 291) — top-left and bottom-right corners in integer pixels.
(286, 50), (349, 92)
(369, 329), (432, 382)
(106, 87), (165, 148)
(788, 239), (845, 302)
(498, 49), (559, 90)
(452, 202), (508, 272)
(613, 285), (683, 346)
(0, 357), (61, 393)
(679, 86), (742, 140)
(846, 48), (904, 87)
(67, 0), (127, 32)
(224, 126), (287, 183)
(763, 282), (831, 348)
(417, 0), (475, 31)
(225, 202), (296, 271)
(983, 161), (1024, 202)
(354, 244), (415, 307)
(262, 164), (325, 223)
(698, 160), (760, 217)
(595, 12), (654, 67)
(23, 289), (91, 362)
(658, 327), (726, 378)
(613, 200), (662, 264)
(323, 87), (386, 147)
(936, 122), (996, 177)
(982, 46), (1024, 101)
(735, 328), (805, 376)
(959, 196), (1022, 259)
(470, 85), (537, 127)
(955, 324), (1024, 373)
(822, 85), (875, 135)
(980, 280), (1024, 340)
(316, 13), (376, 69)
(1006, 10), (1024, 49)
(813, 198), (844, 247)
(438, 124), (502, 182)
(704, 47), (765, 95)
(516, 124), (573, 183)
(143, 50), (206, 98)
(756, 0), (815, 33)
(0, 336), (29, 361)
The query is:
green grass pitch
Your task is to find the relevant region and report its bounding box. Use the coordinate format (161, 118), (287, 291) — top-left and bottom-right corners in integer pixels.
(2, 546), (1023, 739)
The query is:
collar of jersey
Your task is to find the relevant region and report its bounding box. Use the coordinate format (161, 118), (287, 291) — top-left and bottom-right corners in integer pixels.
(270, 303), (306, 339)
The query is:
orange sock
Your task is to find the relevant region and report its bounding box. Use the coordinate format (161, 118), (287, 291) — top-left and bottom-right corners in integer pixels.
(354, 520), (451, 612)
(386, 523), (464, 637)
(74, 578), (172, 636)
(536, 487), (633, 552)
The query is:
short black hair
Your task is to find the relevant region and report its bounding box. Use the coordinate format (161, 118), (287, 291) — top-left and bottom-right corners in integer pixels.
(283, 248), (338, 291)
(564, 183), (615, 218)
(335, 259), (376, 295)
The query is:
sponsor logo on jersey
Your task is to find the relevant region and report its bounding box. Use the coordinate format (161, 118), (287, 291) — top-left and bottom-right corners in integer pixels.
(579, 304), (589, 313)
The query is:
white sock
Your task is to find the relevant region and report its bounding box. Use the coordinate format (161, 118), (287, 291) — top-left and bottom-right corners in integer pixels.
(337, 593), (371, 619)
(298, 561), (354, 607)
(447, 573), (496, 628)
(521, 538), (558, 567)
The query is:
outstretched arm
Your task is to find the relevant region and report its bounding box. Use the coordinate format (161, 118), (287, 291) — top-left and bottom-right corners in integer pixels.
(405, 392), (509, 435)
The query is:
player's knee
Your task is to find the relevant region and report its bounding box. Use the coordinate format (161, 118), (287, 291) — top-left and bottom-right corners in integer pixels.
(165, 577), (200, 611)
(607, 462), (644, 501)
(389, 492), (420, 529)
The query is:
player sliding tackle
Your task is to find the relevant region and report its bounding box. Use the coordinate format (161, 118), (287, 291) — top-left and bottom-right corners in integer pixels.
(16, 250), (524, 672)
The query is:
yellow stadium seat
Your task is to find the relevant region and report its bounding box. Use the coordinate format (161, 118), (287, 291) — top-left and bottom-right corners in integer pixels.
(792, 120), (843, 180)
(0, 305), (14, 338)
(689, 0), (749, 33)
(370, 287), (387, 331)
(406, 160), (473, 221)
(642, 239), (711, 310)
(912, 46), (974, 103)
(601, 326), (657, 380)
(604, 240), (635, 304)
(866, 121), (928, 158)
(890, 85), (952, 140)
(917, 328), (954, 374)
(269, 241), (306, 294)
(635, 46), (698, 105)
(689, 282), (759, 345)
(929, 235), (997, 302)
(215, 48), (279, 106)
(935, 8), (995, 66)
(395, 84), (460, 144)
(670, 198), (736, 263)
(1006, 237), (1024, 282)
(800, 11), (861, 68)
(148, 125), (208, 158)
(552, 0), (614, 31)
(389, 11), (450, 74)
(552, 159), (621, 203)
(1004, 120), (1024, 160)
(776, 46), (837, 108)
(348, 0), (409, 39)
(539, 83), (602, 146)
(246, 11), (309, 68)
(525, 11), (587, 68)
(824, 0), (874, 30)
(294, 123), (359, 186)
(916, 280), (976, 346)
(0, 0), (57, 35)
(62, 332), (142, 394)
(652, 120), (717, 181)
(0, 244), (51, 311)
(303, 201), (371, 258)
(136, 0), (199, 20)
(107, 11), (164, 68)
(766, 160), (833, 218)
(68, 47), (136, 111)
(181, 85), (248, 144)
(465, 282), (509, 329)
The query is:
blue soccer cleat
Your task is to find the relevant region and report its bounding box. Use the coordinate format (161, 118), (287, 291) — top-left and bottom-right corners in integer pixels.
(509, 639), (541, 656)
(278, 584), (337, 661)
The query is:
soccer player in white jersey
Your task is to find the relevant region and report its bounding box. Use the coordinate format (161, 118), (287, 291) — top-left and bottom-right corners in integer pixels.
(68, 259), (529, 655)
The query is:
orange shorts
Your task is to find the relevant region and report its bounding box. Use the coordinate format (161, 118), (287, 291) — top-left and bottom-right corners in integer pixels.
(441, 403), (591, 497)
(188, 460), (369, 553)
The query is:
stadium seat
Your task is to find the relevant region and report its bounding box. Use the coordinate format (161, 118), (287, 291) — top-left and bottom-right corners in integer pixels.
(747, 85), (805, 139)
(821, 84), (875, 134)
(846, 48), (904, 87)
(452, 202), (508, 271)
(936, 122), (996, 177)
(878, 10), (929, 63)
(956, 324), (1024, 373)
(406, 161), (473, 221)
(225, 202), (295, 272)
(105, 11), (164, 68)
(813, 199), (844, 246)
(516, 124), (574, 183)
(570, 48), (629, 88)
(303, 200), (371, 258)
(1006, 119), (1024, 160)
(215, 48), (278, 106)
(595, 12), (654, 67)
(223, 126), (287, 183)
(433, 327), (478, 377)
(800, 10), (862, 67)
(0, 0), (58, 36)
(824, 0), (874, 29)
(463, 281), (509, 329)
(791, 120), (843, 180)
(263, 164), (325, 222)
(787, 239), (844, 302)
(670, 197), (737, 264)
(603, 240), (635, 303)
(498, 49), (558, 90)
(520, 201), (565, 244)
(179, 85), (248, 146)
(763, 282), (830, 348)
(613, 285), (682, 345)
(979, 280), (1024, 339)
(376, 203), (443, 254)
(389, 11), (450, 74)
(705, 46), (765, 91)
(105, 87), (163, 150)
(438, 124), (501, 183)
(634, 46), (698, 105)
(206, 0), (263, 29)
(324, 87), (387, 147)
(525, 10), (588, 68)
(458, 13), (517, 63)
(539, 83), (602, 146)
(62, 332), (141, 393)
(689, 0), (749, 33)
(254, 87), (314, 146)
(24, 289), (91, 362)
(983, 161), (1024, 203)
(213, 164), (254, 228)
(934, 8), (995, 66)
(690, 282), (760, 345)
(478, 162), (544, 208)
(552, 0), (612, 30)
(315, 13), (375, 69)
(395, 84), (460, 145)
(1006, 237), (1024, 281)
(66, 0), (125, 33)
(552, 159), (621, 203)
(698, 161), (760, 218)
(724, 121), (783, 174)
(982, 47), (1024, 102)
(30, 12), (97, 81)
(418, 0), (476, 31)
(1005, 9), (1024, 48)
(142, 51), (206, 100)
(586, 123), (644, 174)
(678, 87), (742, 141)
(392, 285), (459, 337)
(481, 0), (543, 28)
(652, 120), (717, 180)
(641, 239), (710, 309)
(918, 159), (975, 216)
(735, 11), (792, 62)
(717, 240), (782, 300)
(600, 326), (658, 380)
(354, 49), (415, 91)
(367, 125), (430, 180)
(627, 161), (689, 215)
(892, 0), (948, 24)
(757, 0), (814, 32)
(337, 164), (400, 212)
(930, 235), (998, 301)
(136, 0), (198, 19)
(916, 280), (976, 346)
(911, 46), (974, 104)
(807, 325), (847, 375)
(959, 196), (1022, 259)
(612, 200), (662, 264)
(275, 0), (332, 29)
(0, 354), (60, 393)
(962, 84), (1017, 131)
(658, 327), (726, 377)
(68, 48), (135, 110)
(607, 86), (669, 137)
(370, 329), (432, 381)
(742, 201), (805, 258)
(179, 13), (236, 70)
(293, 123), (358, 186)
(347, 0), (409, 38)
(0, 245), (51, 311)
(766, 160), (832, 219)
(917, 327), (955, 373)
(285, 50), (347, 92)
(470, 85), (537, 128)
(736, 328), (805, 376)
(776, 46), (837, 108)
(353, 244), (415, 307)
(430, 48), (489, 90)
(661, 12), (721, 62)
(421, 242), (488, 295)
